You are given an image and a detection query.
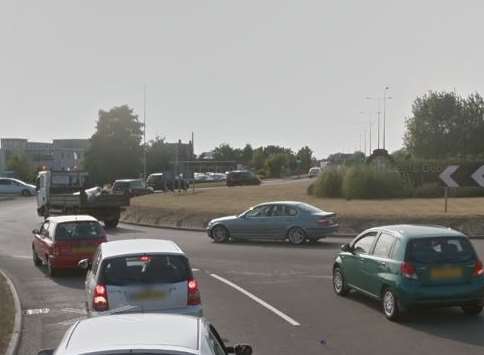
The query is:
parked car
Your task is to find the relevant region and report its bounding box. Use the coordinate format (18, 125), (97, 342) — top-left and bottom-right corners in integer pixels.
(81, 239), (202, 317)
(32, 215), (107, 276)
(226, 170), (261, 187)
(308, 167), (321, 178)
(332, 225), (484, 321)
(0, 177), (36, 196)
(37, 313), (253, 355)
(112, 178), (154, 197)
(207, 201), (338, 245)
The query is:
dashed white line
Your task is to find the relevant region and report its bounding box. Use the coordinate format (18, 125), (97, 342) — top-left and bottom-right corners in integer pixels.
(210, 273), (301, 327)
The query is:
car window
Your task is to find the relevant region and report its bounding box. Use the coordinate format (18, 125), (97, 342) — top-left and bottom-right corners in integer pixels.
(372, 233), (396, 258)
(99, 255), (192, 286)
(406, 237), (476, 264)
(55, 222), (103, 241)
(0, 179), (11, 185)
(130, 180), (145, 188)
(285, 206), (298, 216)
(246, 205), (272, 218)
(297, 203), (322, 214)
(353, 232), (378, 255)
(200, 325), (226, 355)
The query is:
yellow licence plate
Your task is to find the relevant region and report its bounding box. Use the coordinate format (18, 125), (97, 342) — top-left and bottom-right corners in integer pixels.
(132, 290), (166, 301)
(431, 267), (463, 279)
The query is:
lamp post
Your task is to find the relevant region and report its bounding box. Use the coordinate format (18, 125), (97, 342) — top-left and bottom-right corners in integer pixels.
(383, 86), (392, 150)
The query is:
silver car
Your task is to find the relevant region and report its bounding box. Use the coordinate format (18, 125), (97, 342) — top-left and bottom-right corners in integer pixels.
(80, 239), (203, 317)
(207, 201), (338, 245)
(0, 177), (36, 196)
(37, 314), (253, 355)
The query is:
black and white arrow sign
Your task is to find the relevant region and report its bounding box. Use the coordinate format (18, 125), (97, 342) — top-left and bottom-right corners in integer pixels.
(439, 165), (460, 188)
(440, 165), (484, 187)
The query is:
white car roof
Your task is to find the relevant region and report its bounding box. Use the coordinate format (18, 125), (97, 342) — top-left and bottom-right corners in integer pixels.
(60, 314), (200, 355)
(100, 239), (185, 259)
(46, 215), (99, 224)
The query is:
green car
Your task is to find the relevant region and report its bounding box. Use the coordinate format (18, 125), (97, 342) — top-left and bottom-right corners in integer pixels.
(332, 225), (484, 320)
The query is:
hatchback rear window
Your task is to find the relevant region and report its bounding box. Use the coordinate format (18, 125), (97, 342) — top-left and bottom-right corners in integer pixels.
(55, 222), (103, 241)
(406, 237), (476, 264)
(100, 255), (192, 286)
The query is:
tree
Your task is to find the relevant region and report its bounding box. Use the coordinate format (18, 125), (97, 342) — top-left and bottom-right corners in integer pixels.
(265, 153), (290, 178)
(296, 146), (313, 173)
(7, 153), (34, 182)
(251, 148), (266, 171)
(212, 144), (241, 161)
(404, 91), (484, 159)
(84, 105), (143, 184)
(241, 144), (254, 164)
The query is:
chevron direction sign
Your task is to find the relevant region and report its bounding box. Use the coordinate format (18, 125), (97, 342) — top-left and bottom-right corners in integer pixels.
(439, 165), (484, 188)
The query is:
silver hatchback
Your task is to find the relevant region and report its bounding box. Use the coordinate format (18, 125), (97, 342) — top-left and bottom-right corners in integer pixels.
(81, 239), (202, 317)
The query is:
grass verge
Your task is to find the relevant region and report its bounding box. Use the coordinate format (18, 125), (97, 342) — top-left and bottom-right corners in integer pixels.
(0, 272), (14, 354)
(122, 179), (484, 235)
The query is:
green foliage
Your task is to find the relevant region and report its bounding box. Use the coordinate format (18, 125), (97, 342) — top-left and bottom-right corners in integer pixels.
(241, 144), (254, 164)
(212, 144), (241, 161)
(404, 91), (484, 159)
(265, 153), (290, 178)
(7, 153), (34, 182)
(310, 168), (343, 198)
(342, 166), (411, 199)
(84, 105), (143, 184)
(146, 137), (173, 173)
(296, 146), (313, 173)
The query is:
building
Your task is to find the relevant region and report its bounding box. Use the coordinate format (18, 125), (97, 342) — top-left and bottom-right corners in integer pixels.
(0, 138), (89, 175)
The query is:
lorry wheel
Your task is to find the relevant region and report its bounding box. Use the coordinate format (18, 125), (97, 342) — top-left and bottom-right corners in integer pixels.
(105, 219), (119, 229)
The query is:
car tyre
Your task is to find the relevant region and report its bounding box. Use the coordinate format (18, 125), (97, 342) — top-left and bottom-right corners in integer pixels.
(382, 288), (400, 321)
(104, 219), (119, 229)
(21, 189), (31, 197)
(288, 227), (306, 246)
(462, 304), (483, 316)
(32, 248), (42, 267)
(333, 266), (349, 296)
(47, 258), (57, 277)
(212, 225), (229, 243)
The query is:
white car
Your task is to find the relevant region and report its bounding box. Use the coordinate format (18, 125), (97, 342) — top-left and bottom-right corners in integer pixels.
(37, 314), (253, 355)
(308, 167), (321, 178)
(0, 177), (36, 196)
(81, 239), (203, 317)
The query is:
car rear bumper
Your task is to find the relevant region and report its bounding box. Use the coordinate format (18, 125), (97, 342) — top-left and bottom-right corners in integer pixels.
(398, 279), (484, 307)
(49, 255), (91, 269)
(89, 305), (203, 318)
(305, 225), (339, 239)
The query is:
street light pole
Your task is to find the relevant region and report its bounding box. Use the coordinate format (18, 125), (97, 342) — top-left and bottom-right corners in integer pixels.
(383, 86), (392, 151)
(143, 84), (147, 179)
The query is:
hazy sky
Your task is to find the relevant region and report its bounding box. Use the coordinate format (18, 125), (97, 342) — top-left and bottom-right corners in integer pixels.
(2, 1), (484, 158)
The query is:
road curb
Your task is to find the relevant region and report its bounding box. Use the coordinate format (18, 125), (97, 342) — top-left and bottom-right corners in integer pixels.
(0, 270), (22, 355)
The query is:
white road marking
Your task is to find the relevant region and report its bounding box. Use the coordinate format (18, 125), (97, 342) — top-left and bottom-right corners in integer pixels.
(24, 308), (50, 315)
(210, 273), (301, 327)
(192, 268), (200, 272)
(60, 308), (86, 315)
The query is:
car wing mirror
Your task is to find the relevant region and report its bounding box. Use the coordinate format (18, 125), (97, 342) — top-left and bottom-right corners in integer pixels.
(37, 350), (54, 355)
(78, 259), (91, 270)
(32, 229), (40, 235)
(341, 243), (351, 253)
(227, 345), (253, 355)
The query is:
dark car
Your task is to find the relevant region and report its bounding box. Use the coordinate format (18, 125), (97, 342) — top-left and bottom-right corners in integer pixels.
(332, 225), (484, 321)
(147, 173), (189, 192)
(226, 170), (261, 187)
(112, 179), (153, 197)
(207, 201), (338, 245)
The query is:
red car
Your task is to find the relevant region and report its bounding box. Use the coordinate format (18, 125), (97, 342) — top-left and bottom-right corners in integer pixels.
(32, 215), (107, 276)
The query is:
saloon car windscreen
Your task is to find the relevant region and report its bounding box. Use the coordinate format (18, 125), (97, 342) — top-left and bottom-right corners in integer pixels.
(100, 255), (192, 286)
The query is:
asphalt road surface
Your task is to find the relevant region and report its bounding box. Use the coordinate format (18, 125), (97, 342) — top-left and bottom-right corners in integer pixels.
(1, 198), (484, 355)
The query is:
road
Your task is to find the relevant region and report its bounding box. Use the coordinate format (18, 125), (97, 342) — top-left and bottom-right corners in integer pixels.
(1, 198), (484, 355)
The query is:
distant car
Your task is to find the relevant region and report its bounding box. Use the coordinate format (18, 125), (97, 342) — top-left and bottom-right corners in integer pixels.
(308, 167), (321, 178)
(226, 170), (261, 187)
(32, 215), (107, 277)
(37, 313), (253, 355)
(81, 239), (202, 317)
(146, 173), (189, 192)
(207, 201), (338, 245)
(0, 177), (36, 196)
(112, 179), (153, 197)
(333, 225), (484, 321)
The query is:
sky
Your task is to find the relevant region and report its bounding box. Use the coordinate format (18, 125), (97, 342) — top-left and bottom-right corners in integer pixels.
(1, 1), (484, 159)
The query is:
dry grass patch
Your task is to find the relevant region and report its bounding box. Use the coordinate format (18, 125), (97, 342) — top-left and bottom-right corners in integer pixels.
(131, 179), (484, 218)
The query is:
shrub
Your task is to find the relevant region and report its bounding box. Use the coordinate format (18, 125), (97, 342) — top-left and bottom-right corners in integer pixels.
(413, 182), (443, 198)
(310, 168), (343, 198)
(342, 166), (411, 199)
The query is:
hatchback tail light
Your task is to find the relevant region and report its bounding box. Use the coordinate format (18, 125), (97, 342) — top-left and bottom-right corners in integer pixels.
(401, 262), (418, 280)
(187, 278), (201, 305)
(93, 284), (109, 312)
(317, 218), (330, 226)
(473, 260), (484, 277)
